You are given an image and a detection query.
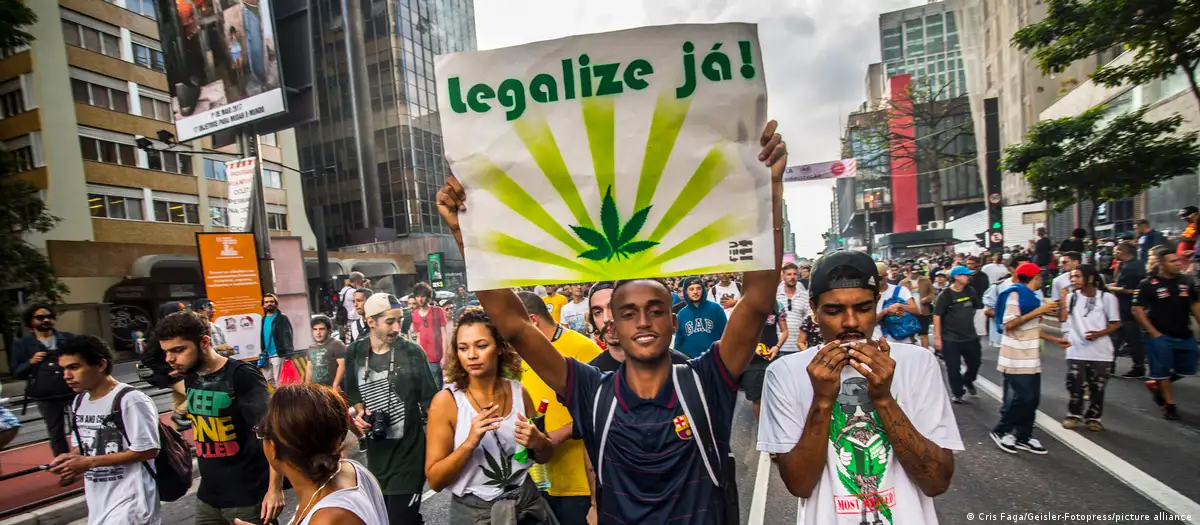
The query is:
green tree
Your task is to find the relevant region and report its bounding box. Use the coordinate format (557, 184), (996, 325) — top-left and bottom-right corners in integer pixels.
(1012, 0), (1200, 109)
(0, 1), (68, 340)
(1002, 106), (1200, 237)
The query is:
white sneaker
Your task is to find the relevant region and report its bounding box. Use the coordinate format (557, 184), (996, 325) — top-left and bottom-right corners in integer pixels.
(1015, 438), (1048, 455)
(990, 432), (1018, 454)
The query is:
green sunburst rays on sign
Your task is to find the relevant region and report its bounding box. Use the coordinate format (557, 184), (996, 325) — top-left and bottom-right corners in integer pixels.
(473, 92), (752, 283)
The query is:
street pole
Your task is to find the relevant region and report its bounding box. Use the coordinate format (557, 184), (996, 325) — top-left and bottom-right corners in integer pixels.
(239, 129), (275, 295)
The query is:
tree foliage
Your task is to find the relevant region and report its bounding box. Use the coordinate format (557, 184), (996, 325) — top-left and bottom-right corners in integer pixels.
(0, 0), (66, 338)
(850, 78), (977, 222)
(1012, 0), (1200, 109)
(1002, 106), (1200, 234)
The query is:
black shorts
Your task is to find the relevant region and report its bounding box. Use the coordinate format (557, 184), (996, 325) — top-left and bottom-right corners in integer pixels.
(740, 359), (769, 402)
(917, 314), (932, 335)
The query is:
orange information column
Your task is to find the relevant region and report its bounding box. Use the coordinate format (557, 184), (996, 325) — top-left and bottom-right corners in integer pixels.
(196, 233), (264, 361)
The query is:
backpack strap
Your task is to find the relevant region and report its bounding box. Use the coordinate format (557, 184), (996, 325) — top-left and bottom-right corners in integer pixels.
(671, 363), (722, 487)
(109, 385), (158, 478)
(591, 374), (617, 486)
(892, 285), (903, 300)
(70, 392), (86, 452)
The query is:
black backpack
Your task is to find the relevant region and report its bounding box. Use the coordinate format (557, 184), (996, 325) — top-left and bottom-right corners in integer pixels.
(71, 386), (194, 501)
(25, 354), (75, 401)
(592, 362), (739, 525)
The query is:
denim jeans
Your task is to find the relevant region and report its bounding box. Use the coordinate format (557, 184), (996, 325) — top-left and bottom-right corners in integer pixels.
(428, 362), (444, 389)
(993, 373), (1041, 442)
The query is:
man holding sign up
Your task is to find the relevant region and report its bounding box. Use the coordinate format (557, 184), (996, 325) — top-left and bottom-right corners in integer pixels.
(434, 22), (785, 523)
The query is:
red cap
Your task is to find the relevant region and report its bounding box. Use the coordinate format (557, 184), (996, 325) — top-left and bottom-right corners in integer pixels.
(1014, 263), (1041, 280)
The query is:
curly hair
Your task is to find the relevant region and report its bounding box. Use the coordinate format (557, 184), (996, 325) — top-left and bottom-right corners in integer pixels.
(444, 307), (523, 390)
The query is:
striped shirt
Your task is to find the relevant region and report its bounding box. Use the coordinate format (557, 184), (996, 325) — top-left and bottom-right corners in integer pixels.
(777, 283), (810, 352)
(998, 292), (1042, 374)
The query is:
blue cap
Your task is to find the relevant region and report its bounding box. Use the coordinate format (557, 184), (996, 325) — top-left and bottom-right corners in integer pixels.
(949, 266), (974, 279)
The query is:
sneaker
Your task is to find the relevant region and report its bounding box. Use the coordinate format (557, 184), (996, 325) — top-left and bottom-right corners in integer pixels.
(1085, 420), (1103, 432)
(966, 384), (977, 396)
(951, 396), (966, 404)
(1061, 416), (1081, 430)
(1120, 369), (1146, 379)
(1015, 438), (1048, 455)
(1146, 380), (1165, 407)
(990, 432), (1018, 454)
(171, 413), (192, 430)
(1164, 404), (1180, 421)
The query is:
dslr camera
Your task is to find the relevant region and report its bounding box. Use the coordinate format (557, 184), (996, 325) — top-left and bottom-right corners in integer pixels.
(363, 410), (390, 440)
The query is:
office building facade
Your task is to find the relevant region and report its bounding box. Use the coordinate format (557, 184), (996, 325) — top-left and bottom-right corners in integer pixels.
(879, 1), (967, 101)
(297, 0), (476, 288)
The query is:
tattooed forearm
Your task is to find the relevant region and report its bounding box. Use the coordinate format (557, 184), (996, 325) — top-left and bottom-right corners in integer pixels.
(873, 396), (954, 497)
(778, 401), (835, 498)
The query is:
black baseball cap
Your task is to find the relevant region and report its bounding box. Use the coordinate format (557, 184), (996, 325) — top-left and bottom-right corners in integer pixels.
(809, 251), (881, 301)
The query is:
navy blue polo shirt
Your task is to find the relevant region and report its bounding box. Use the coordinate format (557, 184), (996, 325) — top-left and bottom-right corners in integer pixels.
(562, 345), (739, 524)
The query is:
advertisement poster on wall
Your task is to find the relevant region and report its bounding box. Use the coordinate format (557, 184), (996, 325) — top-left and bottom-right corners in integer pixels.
(155, 0), (287, 142)
(197, 232), (263, 360)
(225, 158), (256, 232)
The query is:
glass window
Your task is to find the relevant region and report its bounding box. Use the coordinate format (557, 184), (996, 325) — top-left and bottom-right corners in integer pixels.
(112, 89), (129, 112)
(80, 137), (98, 161)
(179, 153), (192, 175)
(184, 203), (199, 224)
(205, 158), (228, 180)
(164, 151), (178, 172)
(102, 33), (120, 58)
(153, 200), (168, 221)
(210, 206), (228, 226)
(99, 140), (117, 163)
(89, 194), (106, 217)
(1, 89), (25, 118)
(63, 21), (81, 47)
(72, 79), (89, 103)
(118, 144), (136, 165)
(82, 27), (101, 52)
(127, 197), (144, 220)
(92, 86), (110, 108)
(263, 168), (282, 188)
(268, 212), (288, 230)
(107, 196), (128, 219)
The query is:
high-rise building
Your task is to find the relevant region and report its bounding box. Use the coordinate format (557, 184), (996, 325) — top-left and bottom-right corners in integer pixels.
(4, 0), (327, 355)
(298, 0), (476, 288)
(781, 201), (796, 256)
(879, 1), (967, 100)
(955, 0), (1124, 244)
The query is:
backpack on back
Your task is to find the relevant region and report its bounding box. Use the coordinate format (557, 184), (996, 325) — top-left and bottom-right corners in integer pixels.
(26, 354), (75, 401)
(71, 386), (194, 501)
(880, 286), (921, 340)
(592, 363), (738, 525)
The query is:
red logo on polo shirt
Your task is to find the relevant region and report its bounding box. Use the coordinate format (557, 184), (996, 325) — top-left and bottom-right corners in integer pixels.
(673, 415), (693, 440)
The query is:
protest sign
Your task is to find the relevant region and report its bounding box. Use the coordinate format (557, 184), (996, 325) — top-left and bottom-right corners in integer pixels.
(226, 158), (256, 232)
(436, 23), (772, 290)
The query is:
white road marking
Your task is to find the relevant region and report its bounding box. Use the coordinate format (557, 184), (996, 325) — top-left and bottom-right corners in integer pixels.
(974, 375), (1200, 518)
(746, 451), (772, 525)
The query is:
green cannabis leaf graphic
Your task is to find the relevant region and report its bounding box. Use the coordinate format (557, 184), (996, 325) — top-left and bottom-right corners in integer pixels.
(571, 186), (659, 261)
(478, 444), (523, 489)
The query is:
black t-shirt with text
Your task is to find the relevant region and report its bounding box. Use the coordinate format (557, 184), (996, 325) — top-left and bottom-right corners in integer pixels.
(1132, 274), (1199, 339)
(185, 358), (272, 508)
(933, 287), (982, 343)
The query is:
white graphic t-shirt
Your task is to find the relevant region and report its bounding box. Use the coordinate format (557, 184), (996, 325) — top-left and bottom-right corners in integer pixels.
(757, 343), (964, 525)
(560, 300), (590, 335)
(70, 383), (161, 525)
(1064, 291), (1120, 362)
(709, 282), (742, 317)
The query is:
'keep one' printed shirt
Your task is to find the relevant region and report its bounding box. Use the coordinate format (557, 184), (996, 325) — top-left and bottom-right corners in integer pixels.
(185, 359), (273, 508)
(70, 383), (161, 525)
(757, 343), (964, 525)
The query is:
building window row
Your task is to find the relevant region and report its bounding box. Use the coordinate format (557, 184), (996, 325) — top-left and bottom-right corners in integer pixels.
(204, 158), (228, 181)
(154, 199), (200, 224)
(147, 149), (192, 175)
(89, 193), (144, 220)
(71, 78), (130, 113)
(0, 89), (25, 119)
(268, 212), (288, 231)
(62, 20), (121, 59)
(125, 0), (158, 20)
(80, 136), (137, 166)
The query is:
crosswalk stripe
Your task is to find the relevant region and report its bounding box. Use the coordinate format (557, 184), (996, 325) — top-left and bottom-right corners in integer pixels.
(974, 375), (1200, 519)
(746, 451), (772, 525)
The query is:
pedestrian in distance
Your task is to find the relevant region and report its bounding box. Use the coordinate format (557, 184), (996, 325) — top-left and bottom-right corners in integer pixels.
(1058, 264), (1120, 432)
(1107, 241), (1147, 378)
(1131, 246), (1200, 421)
(51, 335), (162, 525)
(425, 307), (559, 524)
(674, 276), (728, 359)
(757, 250), (962, 525)
(990, 263), (1065, 455)
(259, 294), (295, 388)
(434, 118), (789, 524)
(411, 283), (451, 389)
(159, 311), (286, 525)
(10, 303), (76, 457)
(307, 316), (347, 391)
(244, 384), (389, 525)
(934, 265), (984, 404)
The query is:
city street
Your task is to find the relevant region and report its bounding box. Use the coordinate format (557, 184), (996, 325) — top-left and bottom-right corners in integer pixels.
(3, 337), (1199, 524)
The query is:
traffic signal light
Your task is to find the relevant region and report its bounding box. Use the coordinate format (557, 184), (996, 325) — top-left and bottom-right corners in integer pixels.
(975, 232), (986, 248)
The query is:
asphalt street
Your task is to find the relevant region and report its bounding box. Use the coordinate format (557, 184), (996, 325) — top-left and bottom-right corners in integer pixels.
(11, 342), (1200, 524)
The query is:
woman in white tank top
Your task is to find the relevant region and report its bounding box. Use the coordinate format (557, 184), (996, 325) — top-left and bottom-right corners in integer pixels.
(425, 308), (559, 524)
(256, 384), (388, 525)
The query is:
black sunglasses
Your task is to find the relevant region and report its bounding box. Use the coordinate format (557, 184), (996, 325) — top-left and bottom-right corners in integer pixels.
(786, 298), (792, 312)
(34, 314), (56, 321)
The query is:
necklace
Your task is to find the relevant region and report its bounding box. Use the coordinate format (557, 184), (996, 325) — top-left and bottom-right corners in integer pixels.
(465, 380), (506, 415)
(288, 462), (342, 525)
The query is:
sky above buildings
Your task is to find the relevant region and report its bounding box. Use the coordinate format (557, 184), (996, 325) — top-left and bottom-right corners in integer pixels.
(472, 0), (927, 257)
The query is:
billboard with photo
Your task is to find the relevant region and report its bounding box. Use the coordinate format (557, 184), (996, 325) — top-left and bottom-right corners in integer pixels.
(156, 0), (286, 142)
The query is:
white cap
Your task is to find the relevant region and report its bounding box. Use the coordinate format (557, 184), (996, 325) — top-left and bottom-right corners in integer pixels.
(364, 293), (404, 318)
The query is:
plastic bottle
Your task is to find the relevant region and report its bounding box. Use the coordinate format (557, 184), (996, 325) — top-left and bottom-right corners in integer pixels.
(524, 399), (552, 491)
